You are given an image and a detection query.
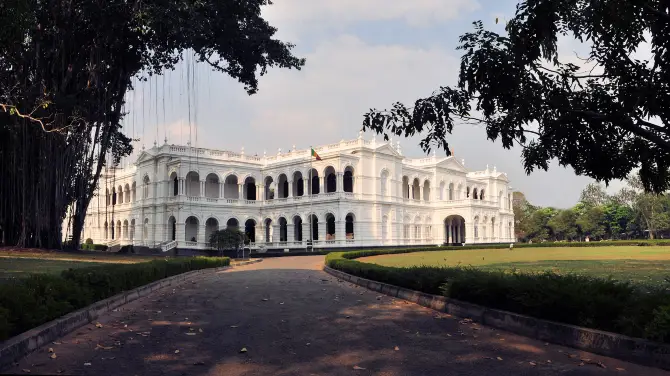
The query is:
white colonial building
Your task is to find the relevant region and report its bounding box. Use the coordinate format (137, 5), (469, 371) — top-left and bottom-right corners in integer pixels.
(81, 136), (515, 252)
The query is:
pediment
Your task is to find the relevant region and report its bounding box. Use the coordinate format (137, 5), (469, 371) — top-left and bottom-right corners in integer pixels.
(135, 150), (155, 164)
(436, 156), (468, 173)
(374, 143), (402, 158)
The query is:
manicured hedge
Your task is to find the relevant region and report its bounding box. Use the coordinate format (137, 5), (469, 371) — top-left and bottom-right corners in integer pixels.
(325, 250), (670, 343)
(0, 256), (229, 341)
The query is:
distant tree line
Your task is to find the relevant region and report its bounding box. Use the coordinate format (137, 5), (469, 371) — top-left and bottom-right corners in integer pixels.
(514, 173), (670, 242)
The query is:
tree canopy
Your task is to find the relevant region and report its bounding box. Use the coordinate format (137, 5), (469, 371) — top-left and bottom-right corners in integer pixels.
(363, 0), (670, 192)
(0, 0), (304, 248)
(515, 173), (670, 241)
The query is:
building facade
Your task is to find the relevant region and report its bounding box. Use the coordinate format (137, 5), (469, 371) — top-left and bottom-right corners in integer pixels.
(81, 136), (515, 251)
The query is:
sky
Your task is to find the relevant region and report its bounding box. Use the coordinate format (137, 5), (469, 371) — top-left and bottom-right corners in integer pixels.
(121, 0), (629, 209)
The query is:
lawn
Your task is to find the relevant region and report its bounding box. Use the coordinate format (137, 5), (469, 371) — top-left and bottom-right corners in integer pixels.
(0, 248), (164, 283)
(358, 246), (670, 285)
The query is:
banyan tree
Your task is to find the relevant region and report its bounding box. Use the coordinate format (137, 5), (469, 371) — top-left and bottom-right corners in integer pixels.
(0, 0), (304, 248)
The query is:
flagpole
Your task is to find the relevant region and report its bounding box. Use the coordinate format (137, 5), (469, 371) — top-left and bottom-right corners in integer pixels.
(309, 146), (313, 252)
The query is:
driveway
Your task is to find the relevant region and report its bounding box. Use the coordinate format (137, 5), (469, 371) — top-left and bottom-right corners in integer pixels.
(7, 256), (668, 375)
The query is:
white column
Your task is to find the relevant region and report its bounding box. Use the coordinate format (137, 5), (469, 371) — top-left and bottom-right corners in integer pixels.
(303, 178), (309, 196)
(288, 180), (293, 198)
(257, 185), (264, 201)
(336, 221), (345, 241)
(272, 225), (280, 243)
(255, 225), (264, 243)
(319, 177), (324, 194)
(238, 184), (244, 200)
(336, 173), (343, 193)
(199, 181), (205, 197)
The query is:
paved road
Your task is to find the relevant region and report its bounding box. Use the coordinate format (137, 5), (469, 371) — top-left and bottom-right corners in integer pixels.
(8, 256), (669, 375)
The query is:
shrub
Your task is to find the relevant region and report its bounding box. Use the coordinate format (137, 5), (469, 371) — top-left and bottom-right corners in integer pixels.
(85, 238), (94, 245)
(0, 256), (229, 340)
(325, 250), (670, 342)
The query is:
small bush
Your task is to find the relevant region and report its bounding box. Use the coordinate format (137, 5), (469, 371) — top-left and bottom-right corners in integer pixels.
(85, 238), (94, 245)
(326, 250), (670, 342)
(0, 256), (229, 340)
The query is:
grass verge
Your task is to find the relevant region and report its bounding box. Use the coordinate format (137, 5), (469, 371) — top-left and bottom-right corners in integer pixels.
(326, 249), (670, 343)
(0, 256), (230, 341)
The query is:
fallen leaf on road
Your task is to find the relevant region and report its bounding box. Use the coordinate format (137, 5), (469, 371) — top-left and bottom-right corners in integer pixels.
(353, 366), (366, 370)
(84, 363), (92, 366)
(230, 325), (239, 328)
(279, 302), (284, 305)
(616, 367), (625, 371)
(262, 298), (268, 301)
(394, 346), (399, 351)
(346, 316), (351, 319)
(52, 342), (61, 345)
(597, 362), (607, 369)
(496, 357), (503, 361)
(22, 369), (30, 373)
(48, 348), (54, 353)
(50, 354), (57, 359)
(174, 350), (180, 354)
(193, 361), (205, 365)
(96, 344), (113, 350)
(240, 347), (248, 353)
(199, 328), (203, 333)
(529, 362), (536, 366)
(579, 362), (585, 366)
(546, 360), (552, 363)
(95, 322), (103, 328)
(186, 332), (196, 336)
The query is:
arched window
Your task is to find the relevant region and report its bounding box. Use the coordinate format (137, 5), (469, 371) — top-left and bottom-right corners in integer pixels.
(345, 213), (355, 240)
(293, 216), (303, 241)
(325, 213), (336, 240)
(308, 169), (319, 195)
(168, 216), (176, 241)
(245, 219), (257, 243)
(224, 175), (238, 199)
(277, 174), (289, 198)
(244, 177), (257, 200)
(116, 220), (121, 241)
(324, 166), (336, 193)
(508, 221), (513, 239)
(279, 217), (288, 242)
(105, 189), (110, 206)
(480, 189), (485, 201)
(292, 172), (304, 197)
(402, 176), (410, 199)
(423, 180), (431, 202)
(482, 217), (487, 240)
(264, 176), (274, 200)
(205, 174), (220, 198)
(124, 184), (131, 203)
(118, 185), (124, 204)
(474, 217), (479, 239)
(123, 220), (129, 239)
(309, 215), (319, 241)
(185, 216), (199, 242)
(473, 188), (478, 200)
(130, 219), (135, 240)
(380, 170), (389, 197)
(170, 172), (178, 196)
(412, 179), (420, 200)
(143, 218), (149, 241)
(448, 183), (454, 200)
(143, 176), (151, 199)
(112, 187), (117, 205)
(343, 166), (354, 193)
(206, 218), (219, 242)
(264, 218), (273, 242)
(104, 222), (109, 239)
(226, 217), (239, 229)
(466, 186), (470, 198)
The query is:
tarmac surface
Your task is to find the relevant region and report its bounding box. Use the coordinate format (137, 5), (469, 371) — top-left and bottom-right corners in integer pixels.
(7, 256), (669, 375)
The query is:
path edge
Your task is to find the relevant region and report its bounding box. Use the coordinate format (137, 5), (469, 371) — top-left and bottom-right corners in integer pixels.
(323, 265), (670, 371)
(0, 258), (261, 370)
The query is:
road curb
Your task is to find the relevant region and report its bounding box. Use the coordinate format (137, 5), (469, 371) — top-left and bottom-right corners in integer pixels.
(323, 265), (670, 371)
(0, 258), (261, 371)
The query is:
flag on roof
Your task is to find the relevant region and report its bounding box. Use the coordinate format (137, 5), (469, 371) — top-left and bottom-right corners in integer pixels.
(311, 147), (322, 161)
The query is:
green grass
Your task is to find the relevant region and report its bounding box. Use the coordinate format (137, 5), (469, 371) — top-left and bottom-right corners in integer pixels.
(0, 248), (165, 283)
(0, 258), (108, 282)
(358, 246), (670, 285)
